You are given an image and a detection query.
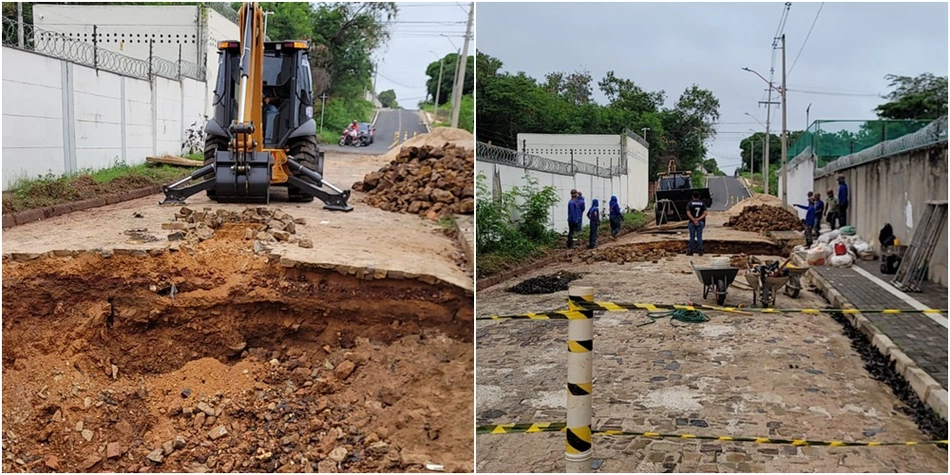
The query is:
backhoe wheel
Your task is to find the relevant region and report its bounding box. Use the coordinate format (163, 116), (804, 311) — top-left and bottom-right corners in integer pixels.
(288, 135), (319, 203)
(203, 135), (229, 200)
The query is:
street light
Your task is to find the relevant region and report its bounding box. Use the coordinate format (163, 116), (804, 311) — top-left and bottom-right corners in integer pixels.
(744, 112), (766, 128)
(741, 67), (783, 94)
(742, 67), (782, 197)
(641, 127), (650, 141)
(429, 50), (445, 122)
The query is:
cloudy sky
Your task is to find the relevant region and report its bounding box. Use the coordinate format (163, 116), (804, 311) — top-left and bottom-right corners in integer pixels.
(475, 1), (949, 174)
(372, 2), (471, 108)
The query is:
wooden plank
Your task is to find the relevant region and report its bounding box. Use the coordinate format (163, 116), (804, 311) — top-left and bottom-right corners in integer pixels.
(146, 155), (202, 167)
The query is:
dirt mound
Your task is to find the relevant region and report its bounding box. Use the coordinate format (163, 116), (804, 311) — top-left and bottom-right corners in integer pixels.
(575, 243), (679, 265)
(507, 271), (582, 295)
(724, 205), (804, 233)
(380, 127), (473, 162)
(2, 230), (474, 473)
(353, 144), (474, 220)
(723, 193), (797, 217)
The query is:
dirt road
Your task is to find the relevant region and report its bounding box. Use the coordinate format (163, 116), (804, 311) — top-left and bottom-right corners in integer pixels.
(475, 212), (947, 473)
(2, 149), (474, 472)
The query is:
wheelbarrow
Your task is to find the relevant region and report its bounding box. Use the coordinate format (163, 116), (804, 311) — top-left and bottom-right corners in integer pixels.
(690, 261), (740, 306)
(783, 264), (810, 298)
(744, 271), (788, 308)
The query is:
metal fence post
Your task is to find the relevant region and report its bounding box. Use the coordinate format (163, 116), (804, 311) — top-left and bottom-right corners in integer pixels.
(566, 285), (594, 472)
(92, 24), (98, 75)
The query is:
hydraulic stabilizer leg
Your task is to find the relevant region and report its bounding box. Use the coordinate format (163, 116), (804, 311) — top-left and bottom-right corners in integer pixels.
(160, 164), (216, 205)
(286, 158), (353, 212)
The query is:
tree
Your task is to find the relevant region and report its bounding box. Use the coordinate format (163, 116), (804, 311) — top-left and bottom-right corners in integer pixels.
(378, 89), (397, 108)
(309, 2), (397, 98)
(425, 53), (474, 105)
(874, 73), (948, 120)
(544, 70), (593, 106)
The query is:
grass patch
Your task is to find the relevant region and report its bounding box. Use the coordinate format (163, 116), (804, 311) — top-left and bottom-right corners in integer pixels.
(419, 94), (473, 132)
(2, 163), (192, 214)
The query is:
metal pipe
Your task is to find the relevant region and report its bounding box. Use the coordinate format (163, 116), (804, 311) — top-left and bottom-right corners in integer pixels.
(566, 285), (594, 472)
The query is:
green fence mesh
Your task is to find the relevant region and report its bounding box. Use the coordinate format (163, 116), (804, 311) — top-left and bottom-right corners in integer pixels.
(789, 120), (933, 166)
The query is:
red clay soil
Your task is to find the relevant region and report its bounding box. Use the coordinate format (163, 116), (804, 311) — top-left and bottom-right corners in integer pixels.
(1, 226), (474, 473)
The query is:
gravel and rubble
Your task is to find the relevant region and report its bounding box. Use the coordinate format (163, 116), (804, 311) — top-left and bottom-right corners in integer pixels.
(352, 144), (474, 220)
(164, 206), (310, 252)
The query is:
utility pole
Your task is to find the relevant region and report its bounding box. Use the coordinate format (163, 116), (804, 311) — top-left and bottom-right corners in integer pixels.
(372, 60), (379, 100)
(450, 2), (474, 129)
(319, 92), (328, 134)
(432, 52), (445, 122)
(761, 91), (773, 196)
(780, 34), (788, 207)
(806, 103), (811, 131)
(17, 2), (24, 48)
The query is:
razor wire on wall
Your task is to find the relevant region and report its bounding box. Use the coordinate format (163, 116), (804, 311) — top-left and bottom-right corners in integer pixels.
(815, 118), (948, 178)
(2, 18), (205, 82)
(477, 141), (622, 178)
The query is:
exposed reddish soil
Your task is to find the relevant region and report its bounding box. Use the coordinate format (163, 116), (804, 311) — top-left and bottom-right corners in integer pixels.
(1, 227), (473, 473)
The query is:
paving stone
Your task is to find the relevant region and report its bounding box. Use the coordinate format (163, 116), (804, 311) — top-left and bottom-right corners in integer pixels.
(813, 266), (947, 391)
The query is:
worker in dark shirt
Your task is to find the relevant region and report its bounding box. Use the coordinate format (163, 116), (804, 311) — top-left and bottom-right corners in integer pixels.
(686, 191), (707, 256)
(567, 189), (580, 249)
(837, 175), (849, 227)
(813, 192), (825, 239)
(794, 196), (818, 247)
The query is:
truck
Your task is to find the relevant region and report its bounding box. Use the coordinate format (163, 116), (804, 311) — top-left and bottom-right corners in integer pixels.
(654, 161), (712, 225)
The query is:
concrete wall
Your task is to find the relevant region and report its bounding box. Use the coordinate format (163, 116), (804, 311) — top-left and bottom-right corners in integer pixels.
(779, 151), (818, 219)
(814, 143), (948, 286)
(2, 47), (207, 190)
(34, 5), (202, 64)
(516, 133), (650, 213)
(33, 4), (237, 117)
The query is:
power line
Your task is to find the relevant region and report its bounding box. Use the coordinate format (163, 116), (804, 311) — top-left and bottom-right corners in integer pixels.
(787, 89), (883, 98)
(788, 2), (824, 77)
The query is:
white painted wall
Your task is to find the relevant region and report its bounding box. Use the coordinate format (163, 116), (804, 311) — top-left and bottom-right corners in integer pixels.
(33, 4), (237, 117)
(34, 5), (202, 64)
(515, 133), (650, 213)
(779, 152), (818, 219)
(1, 48), (66, 184)
(2, 47), (207, 190)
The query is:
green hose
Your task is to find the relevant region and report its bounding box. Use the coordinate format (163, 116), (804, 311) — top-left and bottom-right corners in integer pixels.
(640, 309), (710, 327)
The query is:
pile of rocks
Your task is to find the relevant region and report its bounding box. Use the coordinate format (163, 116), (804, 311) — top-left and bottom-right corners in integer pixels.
(352, 144), (474, 220)
(163, 207), (312, 250)
(724, 205), (804, 233)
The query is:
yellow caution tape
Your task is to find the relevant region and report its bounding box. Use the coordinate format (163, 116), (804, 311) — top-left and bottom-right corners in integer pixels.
(475, 423), (948, 447)
(565, 299), (946, 316)
(476, 303), (945, 321)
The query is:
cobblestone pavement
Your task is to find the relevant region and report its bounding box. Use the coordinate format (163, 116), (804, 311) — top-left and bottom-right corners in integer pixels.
(476, 255), (948, 473)
(813, 266), (948, 390)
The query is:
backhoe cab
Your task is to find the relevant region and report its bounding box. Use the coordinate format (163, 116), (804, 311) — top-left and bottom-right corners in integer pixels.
(161, 2), (351, 211)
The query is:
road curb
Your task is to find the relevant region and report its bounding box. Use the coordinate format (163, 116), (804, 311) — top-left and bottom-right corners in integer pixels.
(2, 184), (162, 230)
(419, 109), (433, 133)
(796, 254), (948, 420)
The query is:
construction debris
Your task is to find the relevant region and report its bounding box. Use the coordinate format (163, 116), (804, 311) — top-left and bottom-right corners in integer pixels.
(724, 205), (804, 233)
(507, 271), (582, 295)
(146, 155), (202, 167)
(164, 207), (304, 250)
(576, 245), (677, 265)
(353, 143), (474, 220)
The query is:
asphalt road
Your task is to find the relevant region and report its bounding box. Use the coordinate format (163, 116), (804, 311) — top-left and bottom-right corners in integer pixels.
(707, 175), (751, 211)
(322, 109), (429, 155)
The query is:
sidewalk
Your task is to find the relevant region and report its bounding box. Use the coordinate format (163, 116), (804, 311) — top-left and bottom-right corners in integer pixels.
(806, 261), (948, 419)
